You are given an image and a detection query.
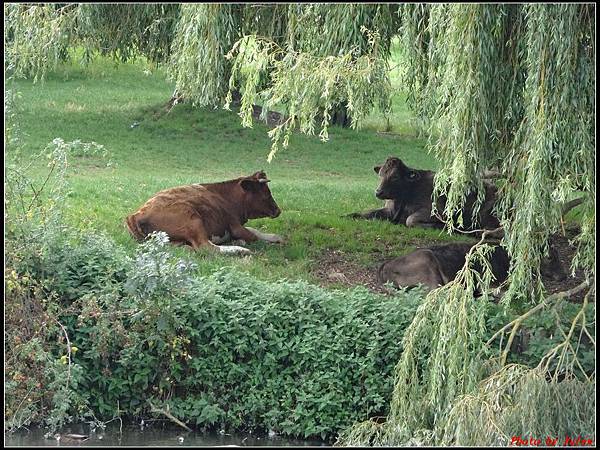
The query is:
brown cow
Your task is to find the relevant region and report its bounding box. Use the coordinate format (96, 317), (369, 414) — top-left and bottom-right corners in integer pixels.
(348, 157), (499, 230)
(378, 242), (566, 291)
(125, 171), (283, 254)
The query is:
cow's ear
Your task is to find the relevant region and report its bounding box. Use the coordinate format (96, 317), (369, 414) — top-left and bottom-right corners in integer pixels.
(374, 166), (381, 174)
(241, 179), (261, 192)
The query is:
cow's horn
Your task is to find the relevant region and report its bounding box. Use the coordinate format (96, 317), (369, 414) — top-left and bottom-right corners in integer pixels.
(258, 178), (270, 183)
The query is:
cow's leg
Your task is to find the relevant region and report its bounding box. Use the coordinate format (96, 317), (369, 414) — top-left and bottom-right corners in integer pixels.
(139, 205), (249, 254)
(406, 209), (443, 228)
(187, 233), (250, 255)
(345, 207), (393, 221)
(209, 230), (232, 245)
(229, 224), (261, 243)
(183, 226), (249, 254)
(244, 227), (285, 244)
(213, 243), (252, 254)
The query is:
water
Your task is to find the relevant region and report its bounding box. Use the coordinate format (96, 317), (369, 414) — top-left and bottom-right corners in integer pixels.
(4, 423), (330, 447)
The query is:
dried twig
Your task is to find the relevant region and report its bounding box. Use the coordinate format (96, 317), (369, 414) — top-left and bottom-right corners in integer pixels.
(147, 400), (192, 432)
(50, 316), (72, 389)
(561, 196), (585, 217)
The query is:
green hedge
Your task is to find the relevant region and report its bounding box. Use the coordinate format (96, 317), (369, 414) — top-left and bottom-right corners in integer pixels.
(117, 269), (421, 439)
(7, 229), (594, 440)
(8, 230), (424, 440)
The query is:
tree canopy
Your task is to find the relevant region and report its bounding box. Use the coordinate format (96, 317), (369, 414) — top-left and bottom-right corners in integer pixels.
(4, 3), (595, 446)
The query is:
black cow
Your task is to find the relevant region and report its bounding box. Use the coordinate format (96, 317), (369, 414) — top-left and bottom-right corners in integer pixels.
(378, 242), (566, 291)
(348, 157), (499, 230)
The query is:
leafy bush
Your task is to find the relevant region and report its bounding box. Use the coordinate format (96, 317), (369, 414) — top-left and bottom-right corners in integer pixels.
(68, 233), (424, 440)
(7, 209), (594, 440)
(4, 267), (91, 433)
(5, 131), (593, 442)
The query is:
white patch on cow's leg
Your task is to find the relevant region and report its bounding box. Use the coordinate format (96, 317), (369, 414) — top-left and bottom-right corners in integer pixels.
(210, 231), (231, 244)
(245, 227), (285, 244)
(217, 245), (251, 255)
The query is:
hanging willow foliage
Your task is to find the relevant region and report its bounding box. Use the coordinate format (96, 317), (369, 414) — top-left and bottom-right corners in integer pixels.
(400, 3), (594, 305)
(290, 4), (397, 58)
(400, 4), (433, 126)
(223, 4), (397, 161)
(4, 3), (76, 82)
(5, 3), (179, 80)
(76, 4), (180, 64)
(168, 4), (242, 108)
(497, 4), (595, 305)
(440, 362), (596, 446)
(225, 32), (391, 162)
(337, 243), (497, 445)
(338, 4), (595, 446)
(427, 4), (526, 232)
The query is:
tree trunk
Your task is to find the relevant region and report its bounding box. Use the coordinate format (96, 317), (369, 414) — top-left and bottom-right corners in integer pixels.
(330, 102), (352, 127)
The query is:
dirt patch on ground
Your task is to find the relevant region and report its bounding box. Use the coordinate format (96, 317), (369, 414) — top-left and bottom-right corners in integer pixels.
(312, 249), (386, 293)
(543, 226), (589, 303)
(312, 226), (591, 303)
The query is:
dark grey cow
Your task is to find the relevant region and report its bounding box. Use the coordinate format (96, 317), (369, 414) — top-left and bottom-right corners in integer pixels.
(348, 157), (499, 230)
(378, 242), (566, 291)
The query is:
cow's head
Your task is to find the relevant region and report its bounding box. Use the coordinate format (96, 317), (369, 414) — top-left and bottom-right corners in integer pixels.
(240, 171), (282, 219)
(373, 156), (421, 200)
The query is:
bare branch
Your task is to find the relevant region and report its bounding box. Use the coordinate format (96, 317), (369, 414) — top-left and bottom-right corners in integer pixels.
(484, 279), (593, 363)
(147, 400), (192, 432)
(561, 196), (586, 218)
(50, 316), (72, 389)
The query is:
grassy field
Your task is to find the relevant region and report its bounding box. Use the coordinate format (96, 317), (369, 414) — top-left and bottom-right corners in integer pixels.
(10, 49), (468, 288)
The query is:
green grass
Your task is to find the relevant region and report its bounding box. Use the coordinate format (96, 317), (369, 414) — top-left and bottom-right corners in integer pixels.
(10, 50), (467, 287)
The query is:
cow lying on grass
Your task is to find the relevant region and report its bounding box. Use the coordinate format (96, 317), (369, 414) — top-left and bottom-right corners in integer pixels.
(378, 242), (566, 291)
(348, 156), (499, 230)
(126, 171), (284, 254)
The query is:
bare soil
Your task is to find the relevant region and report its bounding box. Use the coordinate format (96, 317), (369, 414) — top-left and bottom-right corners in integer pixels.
(312, 226), (591, 303)
(313, 248), (386, 293)
(543, 226), (589, 303)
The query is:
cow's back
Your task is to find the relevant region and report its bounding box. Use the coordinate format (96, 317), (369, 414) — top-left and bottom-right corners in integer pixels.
(127, 184), (236, 241)
(378, 248), (447, 290)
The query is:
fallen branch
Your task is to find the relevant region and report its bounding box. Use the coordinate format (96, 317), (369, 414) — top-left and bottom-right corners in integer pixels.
(561, 196), (586, 217)
(433, 211), (505, 240)
(147, 400), (192, 432)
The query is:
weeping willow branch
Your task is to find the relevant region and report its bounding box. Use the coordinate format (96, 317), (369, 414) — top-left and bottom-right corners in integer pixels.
(437, 363), (595, 446)
(428, 4), (523, 232)
(488, 280), (592, 366)
(561, 197), (586, 217)
(538, 286), (595, 376)
(168, 4), (242, 108)
(339, 6), (594, 446)
(5, 3), (77, 81)
(497, 4), (595, 306)
(225, 31), (391, 161)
